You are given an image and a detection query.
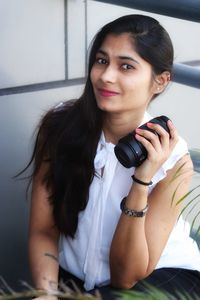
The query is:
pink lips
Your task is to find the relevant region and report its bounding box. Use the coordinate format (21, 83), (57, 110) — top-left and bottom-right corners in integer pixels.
(98, 88), (120, 97)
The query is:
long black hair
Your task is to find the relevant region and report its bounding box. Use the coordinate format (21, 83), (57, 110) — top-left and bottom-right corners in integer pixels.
(29, 14), (174, 238)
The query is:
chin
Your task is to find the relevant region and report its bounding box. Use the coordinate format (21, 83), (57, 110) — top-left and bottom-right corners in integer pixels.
(96, 100), (116, 112)
(97, 102), (113, 112)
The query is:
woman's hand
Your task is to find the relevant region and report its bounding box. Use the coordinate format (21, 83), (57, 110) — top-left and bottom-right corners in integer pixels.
(134, 120), (178, 181)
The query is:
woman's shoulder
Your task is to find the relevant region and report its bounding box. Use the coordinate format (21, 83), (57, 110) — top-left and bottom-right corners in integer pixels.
(43, 99), (77, 119)
(34, 99), (81, 152)
(39, 99), (78, 131)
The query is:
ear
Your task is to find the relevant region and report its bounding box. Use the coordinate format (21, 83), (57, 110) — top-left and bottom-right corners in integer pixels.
(154, 71), (171, 94)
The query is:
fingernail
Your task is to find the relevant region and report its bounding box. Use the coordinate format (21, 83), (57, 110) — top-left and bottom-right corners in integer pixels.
(168, 120), (173, 126)
(147, 122), (153, 127)
(135, 133), (140, 139)
(135, 128), (141, 133)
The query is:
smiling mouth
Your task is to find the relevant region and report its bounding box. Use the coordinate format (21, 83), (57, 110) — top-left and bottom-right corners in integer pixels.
(98, 88), (120, 97)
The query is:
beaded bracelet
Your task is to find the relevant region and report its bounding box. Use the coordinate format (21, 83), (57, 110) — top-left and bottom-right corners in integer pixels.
(132, 175), (153, 186)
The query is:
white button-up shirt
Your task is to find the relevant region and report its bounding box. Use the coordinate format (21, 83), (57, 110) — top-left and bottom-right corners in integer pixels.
(59, 112), (200, 290)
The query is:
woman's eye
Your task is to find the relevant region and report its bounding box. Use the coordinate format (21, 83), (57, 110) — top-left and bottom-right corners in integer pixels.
(95, 58), (107, 65)
(121, 64), (134, 70)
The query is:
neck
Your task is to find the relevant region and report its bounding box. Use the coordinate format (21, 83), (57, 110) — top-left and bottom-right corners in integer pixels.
(103, 111), (146, 144)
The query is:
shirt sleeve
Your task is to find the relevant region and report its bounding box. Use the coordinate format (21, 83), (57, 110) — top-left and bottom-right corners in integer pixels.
(150, 136), (189, 189)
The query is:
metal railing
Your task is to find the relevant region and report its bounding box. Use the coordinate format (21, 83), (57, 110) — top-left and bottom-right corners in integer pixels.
(95, 0), (200, 89)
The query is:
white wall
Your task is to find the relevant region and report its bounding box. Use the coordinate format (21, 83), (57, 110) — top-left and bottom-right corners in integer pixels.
(0, 0), (65, 88)
(0, 0), (199, 288)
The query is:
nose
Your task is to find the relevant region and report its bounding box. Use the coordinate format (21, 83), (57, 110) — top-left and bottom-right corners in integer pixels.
(100, 65), (117, 83)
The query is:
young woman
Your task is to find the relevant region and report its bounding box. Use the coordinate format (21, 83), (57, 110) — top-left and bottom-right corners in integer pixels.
(28, 15), (200, 300)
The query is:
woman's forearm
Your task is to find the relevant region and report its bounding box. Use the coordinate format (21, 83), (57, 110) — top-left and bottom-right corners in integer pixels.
(29, 231), (59, 291)
(109, 184), (150, 288)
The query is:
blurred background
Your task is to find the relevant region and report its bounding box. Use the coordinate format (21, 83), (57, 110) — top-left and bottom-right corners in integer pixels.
(0, 0), (199, 290)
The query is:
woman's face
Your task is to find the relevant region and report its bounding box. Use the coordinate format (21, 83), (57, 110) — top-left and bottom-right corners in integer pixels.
(90, 33), (158, 116)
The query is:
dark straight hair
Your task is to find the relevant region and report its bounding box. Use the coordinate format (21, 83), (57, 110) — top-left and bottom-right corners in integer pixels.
(29, 14), (174, 238)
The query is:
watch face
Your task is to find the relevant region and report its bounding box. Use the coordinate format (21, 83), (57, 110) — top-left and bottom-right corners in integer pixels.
(124, 209), (144, 217)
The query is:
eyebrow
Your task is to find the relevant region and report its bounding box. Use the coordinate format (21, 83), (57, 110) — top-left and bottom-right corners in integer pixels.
(97, 49), (139, 64)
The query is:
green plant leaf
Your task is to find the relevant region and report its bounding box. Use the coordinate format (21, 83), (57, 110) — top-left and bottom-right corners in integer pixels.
(169, 161), (189, 184)
(115, 282), (200, 300)
(190, 209), (200, 237)
(174, 184), (200, 207)
(180, 194), (200, 217)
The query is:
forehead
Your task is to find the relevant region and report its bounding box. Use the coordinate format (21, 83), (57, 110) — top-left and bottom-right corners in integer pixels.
(98, 33), (137, 56)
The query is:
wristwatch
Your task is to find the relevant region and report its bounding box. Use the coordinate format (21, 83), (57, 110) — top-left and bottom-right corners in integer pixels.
(120, 197), (149, 217)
